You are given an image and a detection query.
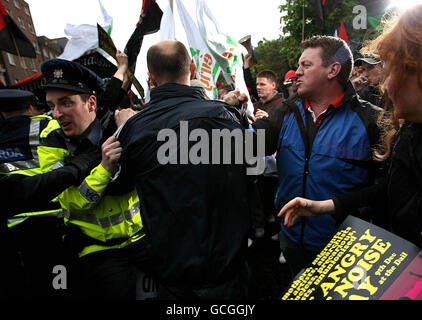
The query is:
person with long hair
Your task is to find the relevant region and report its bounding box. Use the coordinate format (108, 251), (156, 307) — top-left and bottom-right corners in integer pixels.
(278, 4), (422, 248)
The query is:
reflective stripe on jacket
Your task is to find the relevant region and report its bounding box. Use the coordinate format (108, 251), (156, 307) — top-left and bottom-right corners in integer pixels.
(0, 114), (65, 227)
(0, 114), (53, 176)
(39, 120), (144, 257)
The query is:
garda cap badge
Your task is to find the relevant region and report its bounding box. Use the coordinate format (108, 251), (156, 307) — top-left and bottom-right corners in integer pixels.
(53, 69), (63, 79)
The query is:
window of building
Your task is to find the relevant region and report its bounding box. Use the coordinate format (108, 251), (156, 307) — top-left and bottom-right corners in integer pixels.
(28, 22), (34, 34)
(13, 0), (20, 9)
(18, 17), (25, 29)
(21, 57), (27, 69)
(7, 53), (16, 66)
(33, 41), (40, 54)
(24, 5), (30, 16)
(43, 49), (48, 58)
(29, 58), (37, 71)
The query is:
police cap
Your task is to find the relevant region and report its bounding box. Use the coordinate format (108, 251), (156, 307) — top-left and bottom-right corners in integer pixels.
(0, 89), (35, 112)
(41, 59), (106, 95)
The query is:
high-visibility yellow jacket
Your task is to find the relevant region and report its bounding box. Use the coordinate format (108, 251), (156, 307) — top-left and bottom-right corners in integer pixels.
(38, 119), (144, 257)
(0, 114), (65, 226)
(1, 114), (54, 177)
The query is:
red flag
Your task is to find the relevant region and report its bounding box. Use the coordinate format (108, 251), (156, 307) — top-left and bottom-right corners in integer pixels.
(0, 0), (36, 57)
(339, 21), (349, 45)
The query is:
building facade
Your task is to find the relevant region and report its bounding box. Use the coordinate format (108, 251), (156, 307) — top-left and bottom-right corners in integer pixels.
(0, 0), (67, 85)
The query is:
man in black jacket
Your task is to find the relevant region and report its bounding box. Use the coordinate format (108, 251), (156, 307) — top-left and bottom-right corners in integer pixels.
(115, 40), (250, 299)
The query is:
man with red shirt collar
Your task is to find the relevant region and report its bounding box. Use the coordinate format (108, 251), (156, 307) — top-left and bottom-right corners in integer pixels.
(252, 36), (382, 279)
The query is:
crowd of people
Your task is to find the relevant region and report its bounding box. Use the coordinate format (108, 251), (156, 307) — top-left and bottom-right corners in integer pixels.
(0, 4), (421, 300)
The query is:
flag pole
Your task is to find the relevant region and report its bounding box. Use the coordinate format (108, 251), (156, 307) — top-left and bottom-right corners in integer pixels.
(302, 0), (305, 42)
(10, 31), (29, 78)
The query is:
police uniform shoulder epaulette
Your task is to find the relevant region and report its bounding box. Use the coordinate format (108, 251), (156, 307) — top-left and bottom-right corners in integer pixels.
(40, 119), (61, 138)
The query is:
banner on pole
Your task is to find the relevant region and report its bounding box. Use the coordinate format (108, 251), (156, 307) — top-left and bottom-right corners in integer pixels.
(195, 0), (254, 117)
(97, 24), (144, 98)
(176, 0), (220, 100)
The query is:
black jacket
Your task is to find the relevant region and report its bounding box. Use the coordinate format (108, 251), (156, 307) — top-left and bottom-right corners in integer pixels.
(334, 121), (422, 247)
(114, 83), (250, 288)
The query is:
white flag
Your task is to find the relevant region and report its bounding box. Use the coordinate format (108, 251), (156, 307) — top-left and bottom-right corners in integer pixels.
(196, 0), (254, 117)
(159, 0), (176, 41)
(58, 0), (113, 61)
(176, 0), (220, 100)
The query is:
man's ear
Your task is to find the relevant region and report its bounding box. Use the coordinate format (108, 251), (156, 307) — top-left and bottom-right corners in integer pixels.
(148, 72), (158, 87)
(327, 62), (342, 80)
(87, 95), (97, 112)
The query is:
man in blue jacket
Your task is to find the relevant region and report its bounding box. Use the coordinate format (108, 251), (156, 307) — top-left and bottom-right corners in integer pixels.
(252, 36), (382, 278)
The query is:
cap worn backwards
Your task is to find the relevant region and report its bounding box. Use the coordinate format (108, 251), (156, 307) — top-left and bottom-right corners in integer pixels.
(41, 59), (106, 96)
(0, 89), (35, 112)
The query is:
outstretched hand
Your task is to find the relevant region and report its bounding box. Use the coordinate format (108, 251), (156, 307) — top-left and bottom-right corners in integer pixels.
(278, 197), (335, 227)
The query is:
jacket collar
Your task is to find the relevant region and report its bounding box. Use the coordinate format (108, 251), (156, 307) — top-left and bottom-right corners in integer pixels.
(149, 83), (207, 105)
(284, 81), (358, 110)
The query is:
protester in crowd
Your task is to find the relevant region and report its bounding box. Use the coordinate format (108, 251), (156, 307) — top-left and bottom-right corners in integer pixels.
(217, 84), (232, 100)
(352, 55), (385, 107)
(113, 40), (250, 299)
(248, 69), (285, 242)
(252, 70), (285, 242)
(0, 89), (101, 299)
(283, 70), (298, 99)
(39, 58), (144, 299)
(253, 70), (284, 119)
(350, 65), (365, 91)
(279, 5), (422, 249)
(251, 36), (382, 279)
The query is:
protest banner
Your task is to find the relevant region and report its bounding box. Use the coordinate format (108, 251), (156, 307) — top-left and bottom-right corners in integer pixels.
(175, 0), (221, 100)
(281, 216), (422, 300)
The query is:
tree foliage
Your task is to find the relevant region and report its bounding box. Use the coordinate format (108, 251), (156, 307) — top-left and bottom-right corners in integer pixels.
(235, 1), (388, 85)
(252, 37), (290, 83)
(278, 0), (387, 69)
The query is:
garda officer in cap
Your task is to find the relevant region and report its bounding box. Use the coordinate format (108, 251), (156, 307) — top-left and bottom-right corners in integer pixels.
(39, 59), (147, 299)
(0, 88), (101, 299)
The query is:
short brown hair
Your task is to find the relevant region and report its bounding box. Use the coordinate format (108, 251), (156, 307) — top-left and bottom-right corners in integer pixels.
(301, 36), (353, 87)
(256, 70), (277, 84)
(147, 40), (191, 83)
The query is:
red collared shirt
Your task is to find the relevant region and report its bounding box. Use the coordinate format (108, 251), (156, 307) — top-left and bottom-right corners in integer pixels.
(305, 93), (345, 126)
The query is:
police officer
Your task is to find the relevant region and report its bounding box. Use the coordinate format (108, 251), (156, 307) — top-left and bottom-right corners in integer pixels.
(0, 89), (101, 299)
(39, 59), (145, 299)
